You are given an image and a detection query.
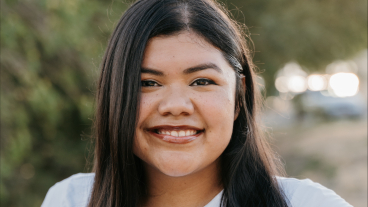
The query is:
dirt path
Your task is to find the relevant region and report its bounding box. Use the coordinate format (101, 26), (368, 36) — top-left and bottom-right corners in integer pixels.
(271, 120), (367, 207)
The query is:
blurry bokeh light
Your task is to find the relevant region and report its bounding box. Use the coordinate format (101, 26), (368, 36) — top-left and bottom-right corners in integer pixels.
(275, 76), (289, 93)
(307, 75), (328, 91)
(275, 62), (308, 95)
(329, 73), (359, 97)
(326, 60), (358, 74)
(288, 75), (307, 93)
(279, 92), (294, 100)
(282, 62), (307, 76)
(275, 75), (308, 94)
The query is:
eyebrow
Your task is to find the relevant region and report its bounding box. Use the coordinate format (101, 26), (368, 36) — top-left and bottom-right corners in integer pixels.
(141, 63), (223, 76)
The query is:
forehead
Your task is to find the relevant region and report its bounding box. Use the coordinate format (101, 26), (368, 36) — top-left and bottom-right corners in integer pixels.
(142, 32), (233, 73)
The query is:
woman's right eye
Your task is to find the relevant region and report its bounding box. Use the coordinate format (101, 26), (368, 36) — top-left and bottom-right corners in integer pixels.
(141, 80), (160, 87)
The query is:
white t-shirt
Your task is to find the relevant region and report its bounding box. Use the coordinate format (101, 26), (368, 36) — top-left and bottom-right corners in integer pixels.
(41, 173), (352, 207)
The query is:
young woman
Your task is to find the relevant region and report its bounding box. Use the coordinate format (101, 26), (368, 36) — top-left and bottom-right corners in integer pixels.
(42, 0), (352, 206)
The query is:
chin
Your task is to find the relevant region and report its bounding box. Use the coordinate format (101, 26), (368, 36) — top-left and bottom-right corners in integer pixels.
(153, 151), (200, 177)
(157, 163), (197, 177)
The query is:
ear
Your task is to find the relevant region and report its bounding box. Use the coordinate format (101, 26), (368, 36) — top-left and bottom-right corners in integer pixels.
(234, 75), (246, 120)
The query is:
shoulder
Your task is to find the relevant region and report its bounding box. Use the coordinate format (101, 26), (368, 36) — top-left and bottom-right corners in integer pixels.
(276, 177), (352, 207)
(41, 173), (95, 207)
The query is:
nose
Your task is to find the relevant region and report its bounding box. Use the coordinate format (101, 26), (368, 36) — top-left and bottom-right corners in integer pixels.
(158, 87), (194, 116)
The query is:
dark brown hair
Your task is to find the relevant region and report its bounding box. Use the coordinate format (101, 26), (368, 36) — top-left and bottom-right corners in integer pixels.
(88, 0), (289, 206)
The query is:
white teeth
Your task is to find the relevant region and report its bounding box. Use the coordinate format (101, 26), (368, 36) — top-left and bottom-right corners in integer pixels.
(171, 131), (178, 137)
(179, 131), (186, 137)
(185, 130), (191, 136)
(157, 129), (198, 137)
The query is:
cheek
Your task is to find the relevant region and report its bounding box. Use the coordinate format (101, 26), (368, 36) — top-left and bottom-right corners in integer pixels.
(136, 92), (162, 135)
(133, 130), (147, 161)
(193, 90), (235, 168)
(196, 87), (236, 140)
(200, 87), (235, 122)
(138, 94), (156, 120)
(133, 94), (156, 159)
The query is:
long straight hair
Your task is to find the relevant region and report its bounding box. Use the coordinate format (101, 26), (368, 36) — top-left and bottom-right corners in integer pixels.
(88, 0), (289, 206)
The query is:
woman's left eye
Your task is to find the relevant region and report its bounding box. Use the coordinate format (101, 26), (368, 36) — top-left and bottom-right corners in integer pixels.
(191, 78), (216, 86)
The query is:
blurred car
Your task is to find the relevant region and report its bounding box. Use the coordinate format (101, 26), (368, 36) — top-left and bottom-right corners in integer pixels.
(300, 91), (366, 119)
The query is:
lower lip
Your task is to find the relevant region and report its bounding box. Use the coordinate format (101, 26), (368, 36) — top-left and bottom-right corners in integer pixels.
(149, 131), (203, 144)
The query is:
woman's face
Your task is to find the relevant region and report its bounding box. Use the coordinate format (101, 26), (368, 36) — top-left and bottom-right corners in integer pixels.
(134, 31), (237, 177)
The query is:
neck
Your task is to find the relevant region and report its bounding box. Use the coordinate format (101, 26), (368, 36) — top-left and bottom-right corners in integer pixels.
(141, 159), (223, 207)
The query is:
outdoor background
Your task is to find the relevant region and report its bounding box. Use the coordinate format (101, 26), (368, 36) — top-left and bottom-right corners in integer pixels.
(1, 0), (367, 206)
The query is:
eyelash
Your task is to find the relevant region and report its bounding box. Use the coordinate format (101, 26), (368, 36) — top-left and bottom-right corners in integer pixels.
(140, 78), (216, 87)
(190, 78), (216, 86)
(141, 80), (160, 87)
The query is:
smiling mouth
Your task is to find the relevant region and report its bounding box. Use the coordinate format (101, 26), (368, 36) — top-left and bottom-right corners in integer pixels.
(154, 129), (202, 137)
(148, 126), (204, 144)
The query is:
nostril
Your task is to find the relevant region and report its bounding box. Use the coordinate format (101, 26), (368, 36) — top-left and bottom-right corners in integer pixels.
(158, 98), (194, 116)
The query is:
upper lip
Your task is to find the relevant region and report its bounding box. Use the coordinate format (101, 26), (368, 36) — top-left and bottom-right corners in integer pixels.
(147, 125), (204, 131)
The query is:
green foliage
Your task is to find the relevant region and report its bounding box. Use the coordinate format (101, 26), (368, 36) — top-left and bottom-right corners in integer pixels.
(0, 0), (366, 206)
(1, 0), (128, 206)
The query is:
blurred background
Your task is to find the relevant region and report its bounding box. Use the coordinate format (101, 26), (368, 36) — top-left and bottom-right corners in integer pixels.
(1, 0), (366, 206)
